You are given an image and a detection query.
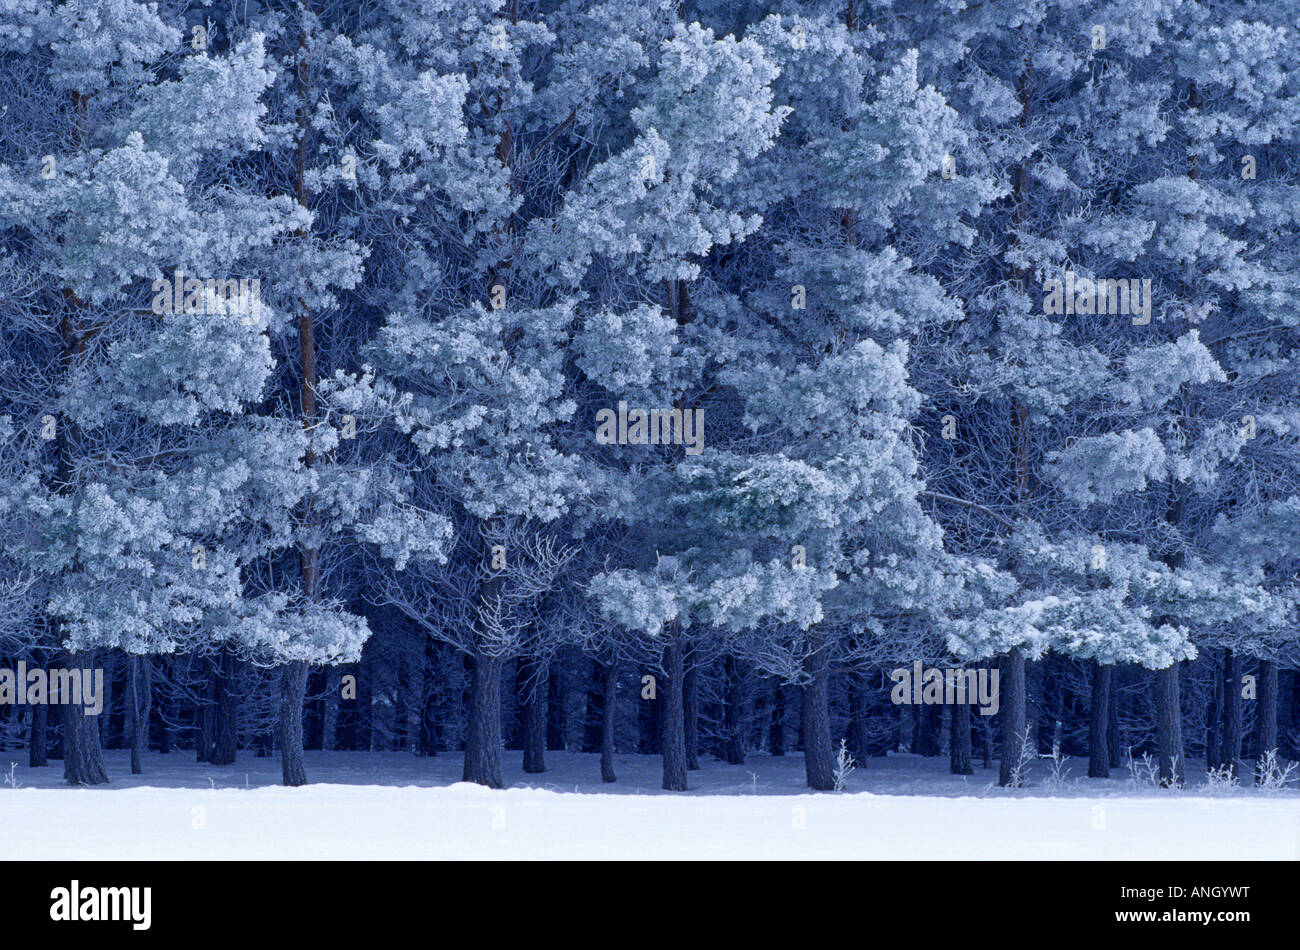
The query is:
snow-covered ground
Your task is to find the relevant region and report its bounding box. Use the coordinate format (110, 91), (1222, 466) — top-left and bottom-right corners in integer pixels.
(1, 750), (1296, 859)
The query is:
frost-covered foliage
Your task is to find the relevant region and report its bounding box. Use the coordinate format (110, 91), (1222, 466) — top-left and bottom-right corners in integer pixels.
(0, 0), (1297, 790)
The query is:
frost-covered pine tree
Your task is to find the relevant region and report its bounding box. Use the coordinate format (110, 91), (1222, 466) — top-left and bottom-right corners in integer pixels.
(223, 0), (461, 786)
(0, 1), (307, 783)
(345, 0), (598, 788)
(883, 0), (1283, 786)
(549, 15), (794, 791)
(585, 8), (978, 791)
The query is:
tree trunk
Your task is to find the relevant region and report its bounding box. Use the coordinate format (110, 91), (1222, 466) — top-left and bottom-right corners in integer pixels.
(519, 655), (547, 774)
(211, 649), (238, 765)
(1088, 661), (1111, 778)
(582, 658), (603, 753)
(599, 661), (617, 783)
(801, 647), (835, 791)
(128, 654), (151, 775)
(103, 655), (122, 749)
(1107, 663), (1122, 768)
(28, 652), (48, 767)
(660, 628), (688, 791)
(768, 679), (784, 756)
(278, 660), (309, 786)
(62, 649), (108, 785)
(1287, 669), (1300, 760)
(1027, 657), (1045, 754)
(950, 694), (973, 775)
(463, 646), (504, 788)
(322, 666), (341, 752)
(1206, 649), (1223, 769)
(847, 673), (870, 766)
(997, 50), (1035, 787)
(997, 648), (1027, 786)
(638, 668), (660, 754)
(284, 10), (321, 788)
(917, 701), (942, 756)
(0, 704), (15, 755)
(391, 671), (409, 751)
(1221, 649), (1243, 779)
(546, 667), (565, 751)
(722, 654), (746, 765)
(683, 644), (701, 770)
(156, 682), (172, 755)
(197, 654), (215, 763)
(29, 701), (48, 767)
(1255, 658), (1278, 785)
(417, 643), (438, 756)
(1155, 662), (1184, 787)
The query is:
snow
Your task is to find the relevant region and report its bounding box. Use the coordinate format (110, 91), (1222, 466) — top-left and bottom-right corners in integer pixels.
(2, 750), (1295, 859)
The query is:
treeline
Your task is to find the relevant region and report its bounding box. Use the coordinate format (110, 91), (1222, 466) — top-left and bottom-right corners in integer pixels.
(1, 0), (1299, 793)
(2, 641), (1296, 787)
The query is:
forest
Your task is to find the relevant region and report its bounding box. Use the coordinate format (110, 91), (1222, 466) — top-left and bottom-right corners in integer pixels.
(0, 0), (1297, 799)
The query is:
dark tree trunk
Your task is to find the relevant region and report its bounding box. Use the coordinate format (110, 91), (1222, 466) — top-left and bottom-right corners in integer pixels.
(1027, 657), (1046, 754)
(394, 670), (410, 752)
(1087, 662), (1111, 778)
(29, 701), (48, 768)
(28, 651), (48, 767)
(463, 646), (504, 788)
(722, 654), (746, 765)
(322, 666), (341, 752)
(1155, 662), (1184, 787)
(599, 661), (617, 783)
(156, 700), (172, 755)
(683, 644), (701, 770)
(917, 701), (942, 756)
(981, 707), (993, 769)
(197, 654), (216, 763)
(278, 660), (309, 786)
(998, 648), (1027, 787)
(638, 671), (660, 754)
(504, 660), (522, 750)
(418, 640), (438, 756)
(211, 650), (238, 765)
(519, 655), (547, 774)
(1221, 649), (1243, 779)
(284, 6), (325, 783)
(1206, 649), (1223, 769)
(660, 629), (688, 791)
(1108, 663), (1122, 768)
(103, 655), (124, 750)
(305, 668), (327, 751)
(1287, 669), (1300, 760)
(768, 679), (785, 756)
(801, 647), (834, 791)
(546, 667), (565, 751)
(357, 661), (373, 751)
(950, 695), (973, 775)
(151, 657), (172, 754)
(128, 654), (151, 775)
(62, 649), (108, 786)
(847, 673), (870, 766)
(1255, 659), (1278, 785)
(582, 658), (603, 753)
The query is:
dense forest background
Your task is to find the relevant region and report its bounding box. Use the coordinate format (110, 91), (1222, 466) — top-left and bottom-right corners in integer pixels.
(0, 0), (1297, 792)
